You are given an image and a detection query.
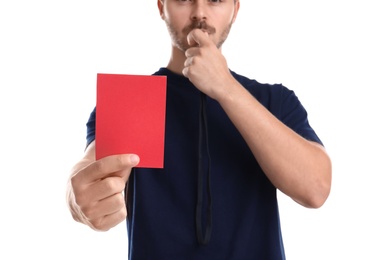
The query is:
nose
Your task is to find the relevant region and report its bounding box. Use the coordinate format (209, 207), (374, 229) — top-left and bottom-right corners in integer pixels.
(191, 2), (207, 21)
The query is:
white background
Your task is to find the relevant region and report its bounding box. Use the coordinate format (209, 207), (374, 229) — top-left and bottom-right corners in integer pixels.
(1, 1), (389, 259)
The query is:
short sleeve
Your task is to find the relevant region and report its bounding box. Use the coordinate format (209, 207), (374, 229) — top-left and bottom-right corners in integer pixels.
(280, 88), (323, 146)
(86, 107), (96, 147)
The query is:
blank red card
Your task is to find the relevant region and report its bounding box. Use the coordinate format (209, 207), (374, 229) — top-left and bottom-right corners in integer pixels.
(96, 73), (167, 168)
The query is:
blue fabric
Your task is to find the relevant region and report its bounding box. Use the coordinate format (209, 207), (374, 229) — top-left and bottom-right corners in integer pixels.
(86, 68), (322, 259)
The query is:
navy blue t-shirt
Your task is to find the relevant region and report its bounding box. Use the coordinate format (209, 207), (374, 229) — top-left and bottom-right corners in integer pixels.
(86, 68), (322, 259)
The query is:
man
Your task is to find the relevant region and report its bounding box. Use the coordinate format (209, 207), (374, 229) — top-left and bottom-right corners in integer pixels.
(67, 0), (332, 259)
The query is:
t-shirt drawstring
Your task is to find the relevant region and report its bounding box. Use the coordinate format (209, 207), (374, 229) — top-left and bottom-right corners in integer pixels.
(196, 92), (213, 245)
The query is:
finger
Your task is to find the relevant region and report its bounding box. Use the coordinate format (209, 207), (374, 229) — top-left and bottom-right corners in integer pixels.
(72, 176), (127, 212)
(187, 28), (209, 47)
(75, 154), (139, 184)
(184, 56), (193, 67)
(182, 66), (189, 78)
(89, 204), (128, 231)
(82, 192), (126, 221)
(86, 175), (127, 202)
(185, 46), (200, 58)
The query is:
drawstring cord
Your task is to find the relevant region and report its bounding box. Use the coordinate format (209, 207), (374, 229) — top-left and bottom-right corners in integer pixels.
(196, 92), (212, 245)
(125, 92), (212, 246)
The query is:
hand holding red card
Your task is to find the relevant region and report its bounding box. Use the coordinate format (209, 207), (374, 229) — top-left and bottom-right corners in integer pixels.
(96, 73), (167, 168)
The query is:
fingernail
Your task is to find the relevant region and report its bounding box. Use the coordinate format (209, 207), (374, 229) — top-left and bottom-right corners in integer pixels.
(130, 154), (140, 165)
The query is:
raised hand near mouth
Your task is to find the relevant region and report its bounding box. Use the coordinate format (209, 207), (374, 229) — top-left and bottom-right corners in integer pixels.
(182, 28), (235, 102)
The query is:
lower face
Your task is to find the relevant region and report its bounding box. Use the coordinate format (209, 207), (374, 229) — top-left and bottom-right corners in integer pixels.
(161, 2), (237, 52)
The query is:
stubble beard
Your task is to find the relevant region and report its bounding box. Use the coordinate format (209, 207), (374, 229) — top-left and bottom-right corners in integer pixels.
(165, 19), (234, 52)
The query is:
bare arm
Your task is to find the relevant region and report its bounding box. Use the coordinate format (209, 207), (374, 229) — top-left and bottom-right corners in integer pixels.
(183, 29), (332, 208)
(217, 79), (332, 208)
(66, 141), (140, 230)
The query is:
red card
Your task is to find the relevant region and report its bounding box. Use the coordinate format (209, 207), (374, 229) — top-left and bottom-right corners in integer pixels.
(96, 73), (167, 168)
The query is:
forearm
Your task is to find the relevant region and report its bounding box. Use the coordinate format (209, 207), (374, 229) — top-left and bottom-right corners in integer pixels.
(216, 78), (332, 208)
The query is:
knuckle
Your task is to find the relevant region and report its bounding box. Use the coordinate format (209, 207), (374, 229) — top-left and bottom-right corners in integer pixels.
(113, 154), (131, 168)
(102, 177), (115, 190)
(113, 193), (126, 208)
(101, 177), (126, 195)
(93, 159), (105, 173)
(73, 187), (88, 207)
(74, 193), (87, 207)
(81, 205), (94, 219)
(117, 207), (128, 221)
(90, 218), (109, 231)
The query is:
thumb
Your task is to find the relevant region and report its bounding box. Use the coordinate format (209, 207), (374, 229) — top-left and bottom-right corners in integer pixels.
(122, 154), (140, 180)
(187, 29), (209, 47)
(129, 154), (140, 166)
(109, 154), (140, 182)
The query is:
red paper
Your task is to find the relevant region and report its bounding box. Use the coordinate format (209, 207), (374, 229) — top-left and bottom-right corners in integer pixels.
(96, 73), (167, 168)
